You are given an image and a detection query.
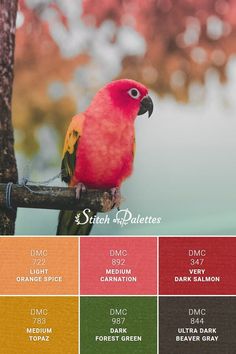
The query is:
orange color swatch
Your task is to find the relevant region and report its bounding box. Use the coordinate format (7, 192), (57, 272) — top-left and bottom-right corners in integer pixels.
(0, 237), (78, 295)
(0, 296), (78, 354)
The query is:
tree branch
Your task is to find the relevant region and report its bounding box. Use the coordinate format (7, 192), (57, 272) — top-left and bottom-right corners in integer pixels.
(0, 0), (18, 234)
(0, 183), (115, 212)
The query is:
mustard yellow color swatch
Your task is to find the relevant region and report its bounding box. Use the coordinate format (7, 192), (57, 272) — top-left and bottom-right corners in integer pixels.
(0, 296), (78, 354)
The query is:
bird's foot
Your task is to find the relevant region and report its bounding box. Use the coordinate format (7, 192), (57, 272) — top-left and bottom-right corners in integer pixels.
(75, 183), (86, 200)
(111, 187), (122, 210)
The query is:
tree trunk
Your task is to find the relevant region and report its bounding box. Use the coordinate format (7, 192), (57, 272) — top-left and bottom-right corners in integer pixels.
(0, 0), (18, 234)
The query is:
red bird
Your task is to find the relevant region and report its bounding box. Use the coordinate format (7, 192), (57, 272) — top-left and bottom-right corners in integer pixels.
(57, 79), (153, 235)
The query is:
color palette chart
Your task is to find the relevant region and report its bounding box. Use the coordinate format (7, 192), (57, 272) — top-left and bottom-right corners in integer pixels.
(0, 236), (236, 353)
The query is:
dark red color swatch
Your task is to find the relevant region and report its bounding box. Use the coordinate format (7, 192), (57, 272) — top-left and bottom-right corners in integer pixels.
(159, 237), (236, 295)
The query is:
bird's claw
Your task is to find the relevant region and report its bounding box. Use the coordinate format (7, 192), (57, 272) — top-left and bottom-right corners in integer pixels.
(75, 183), (86, 200)
(111, 187), (122, 210)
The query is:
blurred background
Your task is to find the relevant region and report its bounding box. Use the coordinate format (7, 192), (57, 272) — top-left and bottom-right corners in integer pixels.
(14, 0), (236, 235)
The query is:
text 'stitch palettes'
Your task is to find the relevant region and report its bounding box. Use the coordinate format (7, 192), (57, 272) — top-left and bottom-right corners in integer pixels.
(0, 236), (235, 353)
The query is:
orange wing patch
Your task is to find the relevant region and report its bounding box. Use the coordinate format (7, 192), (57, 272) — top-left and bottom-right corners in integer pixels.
(61, 113), (85, 184)
(62, 114), (85, 157)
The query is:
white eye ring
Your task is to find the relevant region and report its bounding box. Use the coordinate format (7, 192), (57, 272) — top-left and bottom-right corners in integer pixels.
(128, 88), (141, 99)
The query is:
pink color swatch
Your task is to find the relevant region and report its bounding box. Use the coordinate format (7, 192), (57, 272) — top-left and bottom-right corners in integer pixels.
(80, 237), (157, 295)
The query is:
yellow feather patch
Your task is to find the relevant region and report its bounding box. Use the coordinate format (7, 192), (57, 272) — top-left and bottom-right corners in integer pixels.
(61, 113), (85, 183)
(62, 114), (85, 157)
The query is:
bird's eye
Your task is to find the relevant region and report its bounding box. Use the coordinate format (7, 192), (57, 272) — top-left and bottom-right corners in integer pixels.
(128, 88), (141, 99)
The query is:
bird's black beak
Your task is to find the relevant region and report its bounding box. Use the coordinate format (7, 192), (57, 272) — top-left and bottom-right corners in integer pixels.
(138, 95), (153, 118)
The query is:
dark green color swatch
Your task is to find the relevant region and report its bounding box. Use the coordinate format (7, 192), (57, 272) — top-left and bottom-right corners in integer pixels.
(80, 296), (157, 354)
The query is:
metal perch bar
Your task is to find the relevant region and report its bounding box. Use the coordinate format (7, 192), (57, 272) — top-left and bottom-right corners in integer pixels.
(0, 183), (115, 212)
